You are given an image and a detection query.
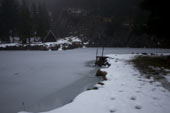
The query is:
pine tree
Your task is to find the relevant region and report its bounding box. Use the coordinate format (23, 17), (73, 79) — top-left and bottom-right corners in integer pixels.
(0, 3), (3, 42)
(31, 3), (39, 41)
(140, 0), (168, 39)
(18, 0), (32, 44)
(0, 0), (19, 42)
(37, 2), (50, 42)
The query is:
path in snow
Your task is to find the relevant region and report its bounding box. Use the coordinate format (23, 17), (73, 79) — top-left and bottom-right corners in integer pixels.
(104, 54), (170, 113)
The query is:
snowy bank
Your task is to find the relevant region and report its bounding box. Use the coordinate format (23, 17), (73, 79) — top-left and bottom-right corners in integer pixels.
(0, 36), (88, 50)
(19, 54), (170, 113)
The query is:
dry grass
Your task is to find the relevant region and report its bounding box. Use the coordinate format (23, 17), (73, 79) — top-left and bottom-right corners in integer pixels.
(131, 55), (170, 79)
(131, 55), (170, 91)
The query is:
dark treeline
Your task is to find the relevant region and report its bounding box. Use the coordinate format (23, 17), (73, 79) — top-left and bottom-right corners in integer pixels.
(0, 0), (169, 48)
(140, 0), (169, 48)
(0, 0), (49, 44)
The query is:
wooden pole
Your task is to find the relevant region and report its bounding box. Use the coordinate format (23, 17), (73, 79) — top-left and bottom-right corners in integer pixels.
(95, 48), (98, 66)
(102, 47), (104, 57)
(96, 48), (98, 57)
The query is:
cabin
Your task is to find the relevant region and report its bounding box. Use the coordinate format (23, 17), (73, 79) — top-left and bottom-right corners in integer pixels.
(44, 30), (57, 42)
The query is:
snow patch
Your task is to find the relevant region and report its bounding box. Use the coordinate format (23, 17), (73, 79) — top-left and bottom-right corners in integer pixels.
(0, 43), (20, 48)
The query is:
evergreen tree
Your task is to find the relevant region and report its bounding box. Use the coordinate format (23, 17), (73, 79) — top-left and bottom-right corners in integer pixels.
(31, 3), (39, 41)
(37, 2), (50, 42)
(0, 3), (3, 42)
(140, 0), (168, 39)
(0, 0), (19, 42)
(18, 0), (32, 44)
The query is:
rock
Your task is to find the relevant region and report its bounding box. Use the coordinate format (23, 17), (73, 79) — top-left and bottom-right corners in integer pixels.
(98, 82), (104, 85)
(96, 69), (107, 80)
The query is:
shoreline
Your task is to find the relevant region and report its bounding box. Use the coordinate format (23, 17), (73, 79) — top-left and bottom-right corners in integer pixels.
(19, 54), (170, 113)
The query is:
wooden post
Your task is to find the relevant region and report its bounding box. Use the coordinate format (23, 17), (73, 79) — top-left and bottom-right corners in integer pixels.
(96, 48), (98, 57)
(102, 47), (104, 57)
(95, 48), (98, 66)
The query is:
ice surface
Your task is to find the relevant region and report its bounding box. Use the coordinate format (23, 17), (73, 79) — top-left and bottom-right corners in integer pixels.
(0, 49), (100, 113)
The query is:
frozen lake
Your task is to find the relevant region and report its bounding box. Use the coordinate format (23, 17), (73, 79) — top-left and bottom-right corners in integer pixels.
(0, 48), (170, 113)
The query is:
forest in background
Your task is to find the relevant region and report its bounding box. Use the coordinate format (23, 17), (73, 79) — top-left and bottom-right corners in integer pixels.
(0, 0), (169, 48)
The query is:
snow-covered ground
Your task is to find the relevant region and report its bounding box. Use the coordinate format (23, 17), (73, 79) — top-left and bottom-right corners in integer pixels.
(44, 36), (83, 47)
(0, 36), (87, 50)
(0, 43), (21, 48)
(19, 53), (170, 113)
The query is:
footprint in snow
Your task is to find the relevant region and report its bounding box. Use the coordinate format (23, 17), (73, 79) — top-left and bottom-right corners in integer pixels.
(151, 88), (156, 91)
(110, 97), (116, 100)
(156, 84), (161, 87)
(118, 90), (124, 92)
(133, 74), (138, 76)
(121, 83), (125, 86)
(140, 83), (145, 86)
(138, 76), (142, 78)
(136, 91), (141, 93)
(138, 79), (142, 81)
(135, 105), (142, 110)
(137, 86), (142, 89)
(152, 97), (159, 100)
(161, 89), (166, 93)
(130, 96), (136, 100)
(149, 81), (154, 84)
(110, 109), (117, 113)
(115, 61), (118, 62)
